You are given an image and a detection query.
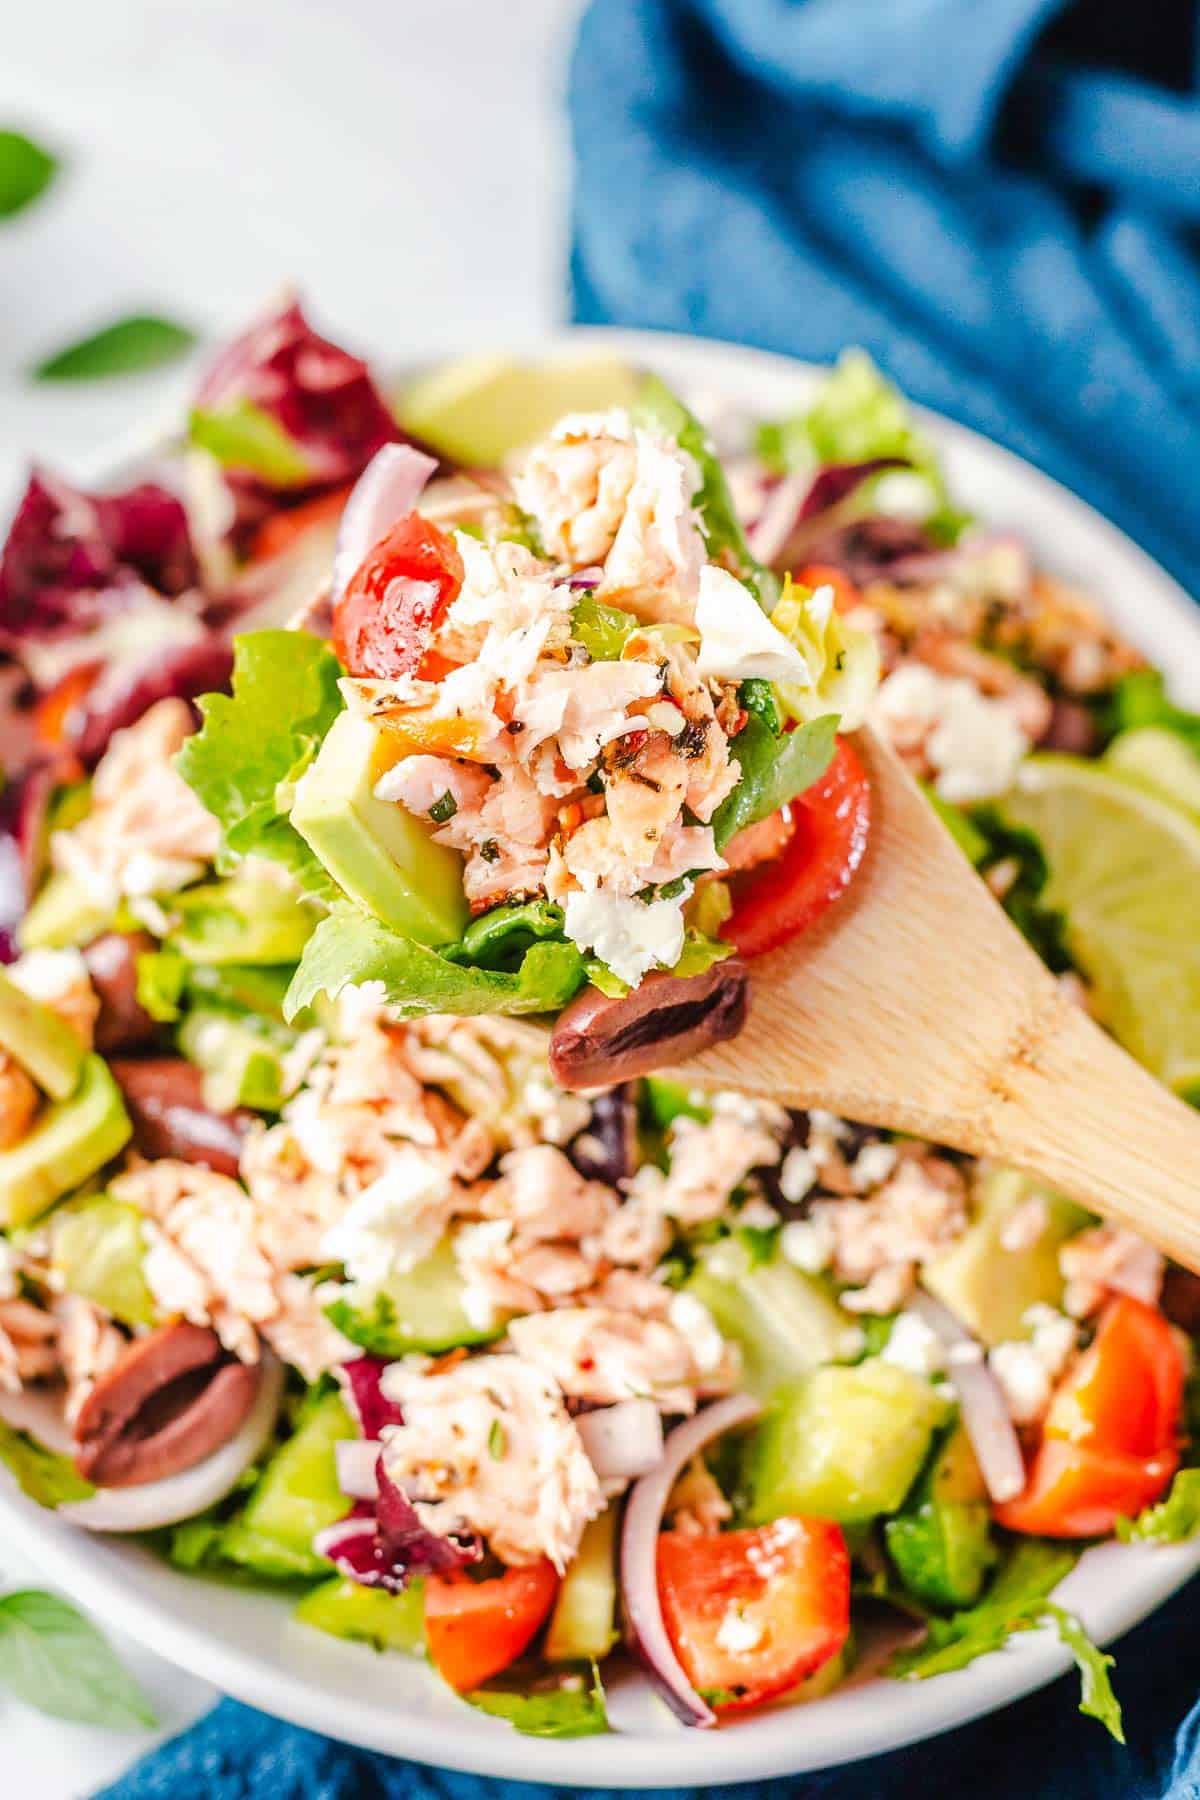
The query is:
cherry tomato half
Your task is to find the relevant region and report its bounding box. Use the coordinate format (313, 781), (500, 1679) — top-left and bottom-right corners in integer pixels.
(424, 1558), (559, 1692)
(332, 513), (464, 680)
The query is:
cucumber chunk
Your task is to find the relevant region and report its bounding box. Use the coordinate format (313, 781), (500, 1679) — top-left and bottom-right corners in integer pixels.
(18, 872), (113, 951)
(747, 1361), (950, 1524)
(544, 1507), (617, 1663)
(685, 1239), (863, 1399)
(222, 1391), (356, 1578)
(325, 1236), (507, 1357)
(884, 1422), (996, 1609)
(294, 1576), (426, 1654)
(170, 871), (318, 966)
(178, 1009), (291, 1113)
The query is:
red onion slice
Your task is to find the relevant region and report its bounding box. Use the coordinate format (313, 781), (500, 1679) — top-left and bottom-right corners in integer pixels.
(620, 1393), (761, 1729)
(909, 1291), (1026, 1504)
(335, 1437), (382, 1500)
(576, 1399), (664, 1482)
(331, 444), (438, 604)
(746, 471), (813, 568)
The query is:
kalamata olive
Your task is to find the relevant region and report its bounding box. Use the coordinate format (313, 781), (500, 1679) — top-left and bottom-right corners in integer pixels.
(568, 1084), (640, 1184)
(1038, 697), (1100, 756)
(73, 1321), (258, 1487)
(83, 932), (161, 1054)
(549, 960), (750, 1090)
(1162, 1266), (1200, 1335)
(107, 1057), (251, 1176)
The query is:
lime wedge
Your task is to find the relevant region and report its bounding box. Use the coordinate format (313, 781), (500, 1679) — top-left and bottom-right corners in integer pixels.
(394, 356), (639, 468)
(1104, 727), (1200, 821)
(1003, 756), (1200, 1100)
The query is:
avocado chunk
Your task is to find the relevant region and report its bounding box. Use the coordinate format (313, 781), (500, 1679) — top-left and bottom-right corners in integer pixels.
(746, 1361), (950, 1525)
(294, 1576), (426, 1654)
(50, 1193), (155, 1328)
(544, 1507), (618, 1663)
(884, 1421), (997, 1609)
(178, 1009), (292, 1113)
(18, 872), (114, 952)
(923, 1168), (1090, 1347)
(685, 1239), (863, 1400)
(169, 871), (318, 966)
(290, 711), (468, 945)
(0, 965), (85, 1099)
(222, 1391), (356, 1579)
(0, 1056), (131, 1228)
(325, 1236), (507, 1357)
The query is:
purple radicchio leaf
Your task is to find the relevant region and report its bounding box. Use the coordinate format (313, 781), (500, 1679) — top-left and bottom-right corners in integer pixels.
(796, 456), (910, 522)
(315, 1463), (476, 1593)
(340, 1356), (405, 1440)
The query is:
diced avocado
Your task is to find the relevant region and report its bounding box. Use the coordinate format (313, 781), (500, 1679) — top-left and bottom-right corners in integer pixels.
(0, 1056), (131, 1228)
(746, 1361), (950, 1525)
(169, 872), (318, 966)
(291, 713), (468, 946)
(544, 1507), (618, 1663)
(325, 1236), (506, 1357)
(294, 1575), (426, 1654)
(18, 872), (113, 952)
(178, 1009), (291, 1113)
(0, 966), (85, 1099)
(685, 1239), (863, 1400)
(222, 1391), (356, 1579)
(50, 1194), (155, 1328)
(883, 1422), (996, 1609)
(923, 1168), (1090, 1347)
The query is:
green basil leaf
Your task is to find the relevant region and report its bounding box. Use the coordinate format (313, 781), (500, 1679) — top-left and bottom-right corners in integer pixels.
(33, 315), (195, 382)
(0, 129), (58, 218)
(712, 713), (839, 850)
(0, 1590), (156, 1728)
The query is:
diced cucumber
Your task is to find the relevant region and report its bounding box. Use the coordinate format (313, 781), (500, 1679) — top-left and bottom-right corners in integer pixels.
(746, 1362), (950, 1524)
(169, 872), (318, 966)
(50, 1194), (155, 1328)
(325, 1236), (507, 1357)
(923, 1168), (1090, 1346)
(18, 872), (113, 951)
(221, 1392), (356, 1578)
(0, 1055), (131, 1228)
(685, 1239), (862, 1400)
(883, 1422), (996, 1609)
(544, 1507), (617, 1663)
(178, 1009), (291, 1113)
(294, 1576), (426, 1655)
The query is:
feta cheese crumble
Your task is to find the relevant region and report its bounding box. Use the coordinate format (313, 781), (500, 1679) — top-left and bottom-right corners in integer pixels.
(873, 662), (1030, 802)
(562, 885), (688, 987)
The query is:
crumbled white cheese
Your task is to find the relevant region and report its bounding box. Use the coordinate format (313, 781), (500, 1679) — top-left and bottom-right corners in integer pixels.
(737, 1197), (780, 1230)
(715, 1604), (765, 1655)
(562, 884), (687, 987)
(988, 1305), (1078, 1425)
(779, 1215), (835, 1274)
(320, 1148), (455, 1287)
(881, 1310), (945, 1378)
(778, 1146), (818, 1205)
(873, 663), (1030, 802)
(8, 947), (89, 1005)
(667, 1291), (727, 1374)
(695, 565), (810, 684)
(851, 1143), (899, 1191)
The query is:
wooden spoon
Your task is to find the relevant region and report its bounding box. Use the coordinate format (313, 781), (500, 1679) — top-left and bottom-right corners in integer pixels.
(671, 724), (1200, 1272)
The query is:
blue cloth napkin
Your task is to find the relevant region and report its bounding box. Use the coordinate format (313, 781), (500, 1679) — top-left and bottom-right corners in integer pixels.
(100, 2), (1200, 1794)
(570, 0), (1200, 602)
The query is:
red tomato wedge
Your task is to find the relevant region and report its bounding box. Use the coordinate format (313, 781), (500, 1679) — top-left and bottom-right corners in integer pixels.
(795, 563), (862, 615)
(996, 1296), (1184, 1539)
(722, 739), (871, 959)
(249, 485), (351, 564)
(33, 662), (102, 748)
(332, 513), (464, 681)
(424, 1559), (559, 1692)
(657, 1517), (849, 1713)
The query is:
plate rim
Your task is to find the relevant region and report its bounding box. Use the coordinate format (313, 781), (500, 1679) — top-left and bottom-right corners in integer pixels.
(6, 323), (1199, 1786)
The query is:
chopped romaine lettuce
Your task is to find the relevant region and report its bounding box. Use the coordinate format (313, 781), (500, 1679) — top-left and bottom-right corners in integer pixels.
(285, 910), (586, 1022)
(632, 375), (778, 608)
(1106, 670), (1200, 755)
(757, 351), (968, 544)
(453, 900), (569, 971)
(189, 399), (315, 487)
(571, 596), (639, 660)
(176, 630), (345, 903)
(711, 713), (838, 850)
(465, 1664), (609, 1738)
(135, 947), (187, 1024)
(769, 575), (879, 732)
(1041, 1604), (1124, 1744)
(1116, 1468), (1200, 1544)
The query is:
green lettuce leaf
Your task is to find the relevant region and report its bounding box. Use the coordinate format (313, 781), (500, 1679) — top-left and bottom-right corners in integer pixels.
(711, 714), (839, 850)
(1116, 1468), (1200, 1544)
(571, 596), (640, 661)
(1106, 670), (1200, 755)
(176, 630), (345, 902)
(939, 799), (1070, 971)
(466, 1664), (609, 1738)
(757, 350), (968, 544)
(189, 399), (314, 485)
(1042, 1603), (1124, 1744)
(770, 575), (880, 732)
(285, 910), (586, 1022)
(453, 900), (568, 971)
(0, 1423), (94, 1507)
(632, 375), (778, 608)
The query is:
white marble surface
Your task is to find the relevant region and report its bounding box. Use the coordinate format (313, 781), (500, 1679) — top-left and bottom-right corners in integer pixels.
(1, 2), (575, 1791)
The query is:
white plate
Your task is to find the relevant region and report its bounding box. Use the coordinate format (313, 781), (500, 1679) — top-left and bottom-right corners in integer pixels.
(4, 328), (1199, 1787)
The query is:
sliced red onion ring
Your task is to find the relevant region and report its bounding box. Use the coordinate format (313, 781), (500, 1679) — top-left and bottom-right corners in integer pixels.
(0, 1356), (285, 1532)
(909, 1291), (1026, 1505)
(746, 471), (813, 567)
(335, 1437), (381, 1500)
(331, 444), (438, 605)
(577, 1399), (664, 1482)
(620, 1393), (761, 1729)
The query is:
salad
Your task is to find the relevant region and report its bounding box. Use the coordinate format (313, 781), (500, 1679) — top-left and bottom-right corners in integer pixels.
(0, 300), (1197, 1744)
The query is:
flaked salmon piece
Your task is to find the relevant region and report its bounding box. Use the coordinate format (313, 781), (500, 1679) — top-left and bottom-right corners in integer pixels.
(1060, 1223), (1164, 1320)
(0, 1294), (60, 1393)
(600, 435), (706, 623)
(55, 1293), (126, 1426)
(374, 754), (493, 821)
(481, 1145), (616, 1244)
(514, 420), (638, 568)
(507, 1304), (737, 1415)
(721, 808), (794, 874)
(603, 732), (689, 863)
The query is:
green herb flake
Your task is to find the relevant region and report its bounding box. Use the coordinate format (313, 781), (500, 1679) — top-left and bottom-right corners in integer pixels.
(0, 129), (59, 219)
(488, 1419), (508, 1459)
(429, 791), (458, 825)
(34, 314), (196, 382)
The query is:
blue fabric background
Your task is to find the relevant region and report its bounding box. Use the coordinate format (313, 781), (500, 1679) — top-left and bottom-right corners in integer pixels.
(102, 2), (1200, 1794)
